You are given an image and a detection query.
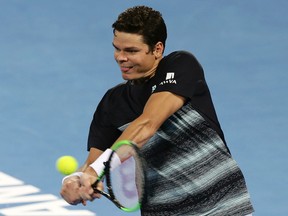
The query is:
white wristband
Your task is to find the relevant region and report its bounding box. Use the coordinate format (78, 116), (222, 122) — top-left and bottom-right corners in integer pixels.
(89, 149), (121, 176)
(62, 172), (83, 184)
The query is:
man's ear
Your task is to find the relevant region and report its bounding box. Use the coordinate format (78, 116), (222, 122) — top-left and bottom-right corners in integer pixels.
(153, 42), (164, 59)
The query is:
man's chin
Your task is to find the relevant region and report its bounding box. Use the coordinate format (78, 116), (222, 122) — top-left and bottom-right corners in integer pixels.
(121, 74), (131, 80)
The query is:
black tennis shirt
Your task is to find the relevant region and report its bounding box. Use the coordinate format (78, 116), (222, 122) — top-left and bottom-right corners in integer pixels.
(87, 51), (226, 151)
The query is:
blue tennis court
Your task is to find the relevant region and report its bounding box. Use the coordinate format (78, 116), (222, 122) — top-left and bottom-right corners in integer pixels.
(0, 0), (287, 215)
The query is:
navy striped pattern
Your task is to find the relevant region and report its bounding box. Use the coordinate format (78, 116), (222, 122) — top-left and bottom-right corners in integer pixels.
(140, 102), (254, 215)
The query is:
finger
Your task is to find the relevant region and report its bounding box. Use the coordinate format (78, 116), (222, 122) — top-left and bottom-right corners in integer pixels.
(81, 199), (87, 206)
(79, 186), (95, 201)
(92, 192), (102, 199)
(69, 198), (83, 206)
(79, 192), (93, 201)
(61, 180), (83, 205)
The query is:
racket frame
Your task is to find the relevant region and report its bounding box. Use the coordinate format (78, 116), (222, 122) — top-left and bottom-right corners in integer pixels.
(91, 140), (144, 212)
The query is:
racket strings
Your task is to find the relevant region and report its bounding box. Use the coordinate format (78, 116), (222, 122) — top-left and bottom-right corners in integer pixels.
(91, 141), (146, 212)
(111, 144), (145, 209)
(133, 150), (146, 201)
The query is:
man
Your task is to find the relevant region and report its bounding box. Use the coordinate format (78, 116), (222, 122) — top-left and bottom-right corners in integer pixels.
(60, 5), (254, 216)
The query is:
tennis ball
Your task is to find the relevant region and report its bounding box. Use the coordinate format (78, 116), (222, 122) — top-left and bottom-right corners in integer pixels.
(56, 155), (78, 175)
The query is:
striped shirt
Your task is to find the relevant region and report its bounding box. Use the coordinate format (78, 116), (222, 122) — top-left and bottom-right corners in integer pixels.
(139, 102), (254, 215)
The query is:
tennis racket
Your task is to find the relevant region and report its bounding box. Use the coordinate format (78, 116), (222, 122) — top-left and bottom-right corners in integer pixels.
(91, 140), (146, 212)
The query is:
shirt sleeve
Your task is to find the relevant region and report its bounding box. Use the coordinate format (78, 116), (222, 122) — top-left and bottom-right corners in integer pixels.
(152, 51), (207, 99)
(87, 91), (121, 151)
(152, 51), (227, 145)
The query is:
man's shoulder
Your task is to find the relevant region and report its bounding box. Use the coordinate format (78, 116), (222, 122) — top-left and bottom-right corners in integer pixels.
(165, 50), (195, 59)
(162, 50), (200, 64)
(103, 82), (128, 98)
(160, 50), (201, 69)
(109, 81), (127, 91)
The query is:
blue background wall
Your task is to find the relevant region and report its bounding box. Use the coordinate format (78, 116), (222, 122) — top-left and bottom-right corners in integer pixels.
(0, 0), (287, 215)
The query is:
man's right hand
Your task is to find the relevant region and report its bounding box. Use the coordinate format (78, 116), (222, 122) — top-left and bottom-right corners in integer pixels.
(60, 175), (84, 205)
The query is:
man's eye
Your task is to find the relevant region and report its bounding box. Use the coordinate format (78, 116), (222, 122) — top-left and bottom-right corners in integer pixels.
(127, 50), (138, 53)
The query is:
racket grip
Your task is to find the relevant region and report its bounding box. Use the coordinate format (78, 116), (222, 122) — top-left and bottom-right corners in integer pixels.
(91, 179), (100, 190)
(91, 180), (106, 196)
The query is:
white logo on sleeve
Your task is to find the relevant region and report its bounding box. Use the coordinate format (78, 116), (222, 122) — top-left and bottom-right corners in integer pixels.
(166, 72), (175, 80)
(159, 72), (177, 85)
(151, 85), (157, 93)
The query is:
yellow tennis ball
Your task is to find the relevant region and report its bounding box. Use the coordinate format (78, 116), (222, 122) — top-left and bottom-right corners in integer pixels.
(56, 155), (78, 175)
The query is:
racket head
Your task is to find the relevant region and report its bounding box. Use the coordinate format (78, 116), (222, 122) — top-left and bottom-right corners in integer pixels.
(92, 140), (146, 212)
(109, 140), (146, 212)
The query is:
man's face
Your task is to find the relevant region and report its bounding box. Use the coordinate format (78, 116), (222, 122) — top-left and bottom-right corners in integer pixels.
(113, 31), (161, 81)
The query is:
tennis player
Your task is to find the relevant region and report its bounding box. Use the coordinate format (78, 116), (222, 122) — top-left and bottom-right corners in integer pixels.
(60, 5), (254, 216)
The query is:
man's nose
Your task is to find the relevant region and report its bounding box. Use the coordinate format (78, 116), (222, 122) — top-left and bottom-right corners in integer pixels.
(115, 51), (128, 62)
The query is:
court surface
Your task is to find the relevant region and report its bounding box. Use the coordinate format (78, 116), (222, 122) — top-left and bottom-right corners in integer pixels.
(0, 0), (287, 215)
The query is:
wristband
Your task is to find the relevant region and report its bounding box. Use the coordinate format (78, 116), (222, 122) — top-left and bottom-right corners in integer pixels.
(89, 149), (121, 176)
(62, 172), (83, 184)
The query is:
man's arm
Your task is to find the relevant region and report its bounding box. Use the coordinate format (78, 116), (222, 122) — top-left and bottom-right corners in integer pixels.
(114, 91), (185, 147)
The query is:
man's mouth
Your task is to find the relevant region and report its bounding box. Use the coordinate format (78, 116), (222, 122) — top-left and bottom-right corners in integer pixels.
(120, 66), (133, 73)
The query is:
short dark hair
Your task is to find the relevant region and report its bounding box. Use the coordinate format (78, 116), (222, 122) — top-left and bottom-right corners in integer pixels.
(112, 6), (167, 52)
